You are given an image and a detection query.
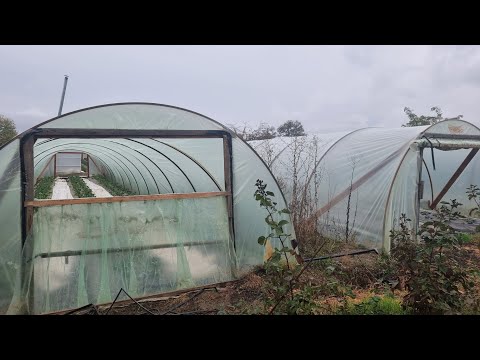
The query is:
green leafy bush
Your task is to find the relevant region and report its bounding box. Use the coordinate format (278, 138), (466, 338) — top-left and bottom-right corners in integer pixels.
(390, 201), (475, 314)
(91, 175), (133, 196)
(456, 233), (472, 244)
(34, 176), (54, 199)
(341, 295), (407, 315)
(68, 176), (94, 198)
(466, 184), (480, 217)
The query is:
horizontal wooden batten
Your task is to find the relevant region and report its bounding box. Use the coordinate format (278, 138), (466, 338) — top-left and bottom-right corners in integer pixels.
(25, 191), (230, 207)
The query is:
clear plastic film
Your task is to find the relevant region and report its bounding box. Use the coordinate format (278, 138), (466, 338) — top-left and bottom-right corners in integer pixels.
(8, 196), (235, 314)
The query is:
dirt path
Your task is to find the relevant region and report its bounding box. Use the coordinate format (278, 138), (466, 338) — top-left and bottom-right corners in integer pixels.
(51, 178), (73, 199)
(83, 178), (112, 198)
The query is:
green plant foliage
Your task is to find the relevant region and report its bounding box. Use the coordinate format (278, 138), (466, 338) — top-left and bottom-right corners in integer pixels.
(68, 176), (94, 198)
(254, 179), (325, 315)
(34, 176), (54, 199)
(466, 184), (480, 217)
(390, 200), (475, 314)
(254, 179), (293, 263)
(0, 114), (18, 146)
(402, 106), (462, 127)
(341, 295), (407, 315)
(91, 174), (133, 196)
(456, 233), (472, 244)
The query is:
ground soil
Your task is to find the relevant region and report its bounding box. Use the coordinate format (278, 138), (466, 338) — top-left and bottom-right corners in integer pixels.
(63, 240), (471, 315)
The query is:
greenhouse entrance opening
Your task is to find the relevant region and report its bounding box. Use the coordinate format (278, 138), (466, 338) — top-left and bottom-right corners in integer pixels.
(21, 129), (236, 314)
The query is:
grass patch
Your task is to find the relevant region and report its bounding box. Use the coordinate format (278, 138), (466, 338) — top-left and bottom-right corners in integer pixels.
(457, 233), (473, 244)
(340, 294), (407, 315)
(34, 176), (54, 199)
(91, 174), (133, 196)
(68, 176), (94, 198)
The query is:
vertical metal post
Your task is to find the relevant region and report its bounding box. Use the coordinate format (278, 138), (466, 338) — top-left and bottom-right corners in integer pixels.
(58, 75), (69, 116)
(415, 148), (424, 240)
(86, 154), (90, 178)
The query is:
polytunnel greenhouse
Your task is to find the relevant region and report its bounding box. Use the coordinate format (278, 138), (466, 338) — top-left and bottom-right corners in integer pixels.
(0, 103), (295, 314)
(251, 119), (480, 254)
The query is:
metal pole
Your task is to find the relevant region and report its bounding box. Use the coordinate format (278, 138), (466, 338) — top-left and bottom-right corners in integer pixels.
(429, 148), (479, 209)
(303, 248), (379, 263)
(57, 75), (69, 116)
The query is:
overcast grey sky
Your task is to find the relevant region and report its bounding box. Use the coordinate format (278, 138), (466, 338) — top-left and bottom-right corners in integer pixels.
(1, 45), (479, 133)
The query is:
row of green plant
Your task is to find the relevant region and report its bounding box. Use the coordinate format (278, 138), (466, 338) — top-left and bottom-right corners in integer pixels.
(68, 175), (95, 198)
(91, 174), (133, 196)
(34, 176), (54, 199)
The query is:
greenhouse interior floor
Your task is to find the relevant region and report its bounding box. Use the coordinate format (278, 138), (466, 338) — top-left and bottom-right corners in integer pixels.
(82, 178), (112, 198)
(51, 178), (74, 200)
(51, 176), (112, 200)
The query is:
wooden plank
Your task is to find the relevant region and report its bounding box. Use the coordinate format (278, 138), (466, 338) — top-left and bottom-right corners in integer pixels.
(429, 148), (479, 209)
(34, 128), (231, 139)
(86, 154), (89, 178)
(25, 191), (230, 207)
(53, 154), (57, 178)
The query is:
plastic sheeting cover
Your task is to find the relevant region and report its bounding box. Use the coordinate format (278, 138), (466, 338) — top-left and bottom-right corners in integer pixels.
(0, 140), (21, 313)
(8, 196), (235, 314)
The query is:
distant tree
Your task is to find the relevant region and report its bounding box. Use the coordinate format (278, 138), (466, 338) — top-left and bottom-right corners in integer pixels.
(277, 120), (306, 137)
(229, 122), (277, 141)
(402, 107), (463, 127)
(0, 114), (18, 147)
(249, 122), (277, 140)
